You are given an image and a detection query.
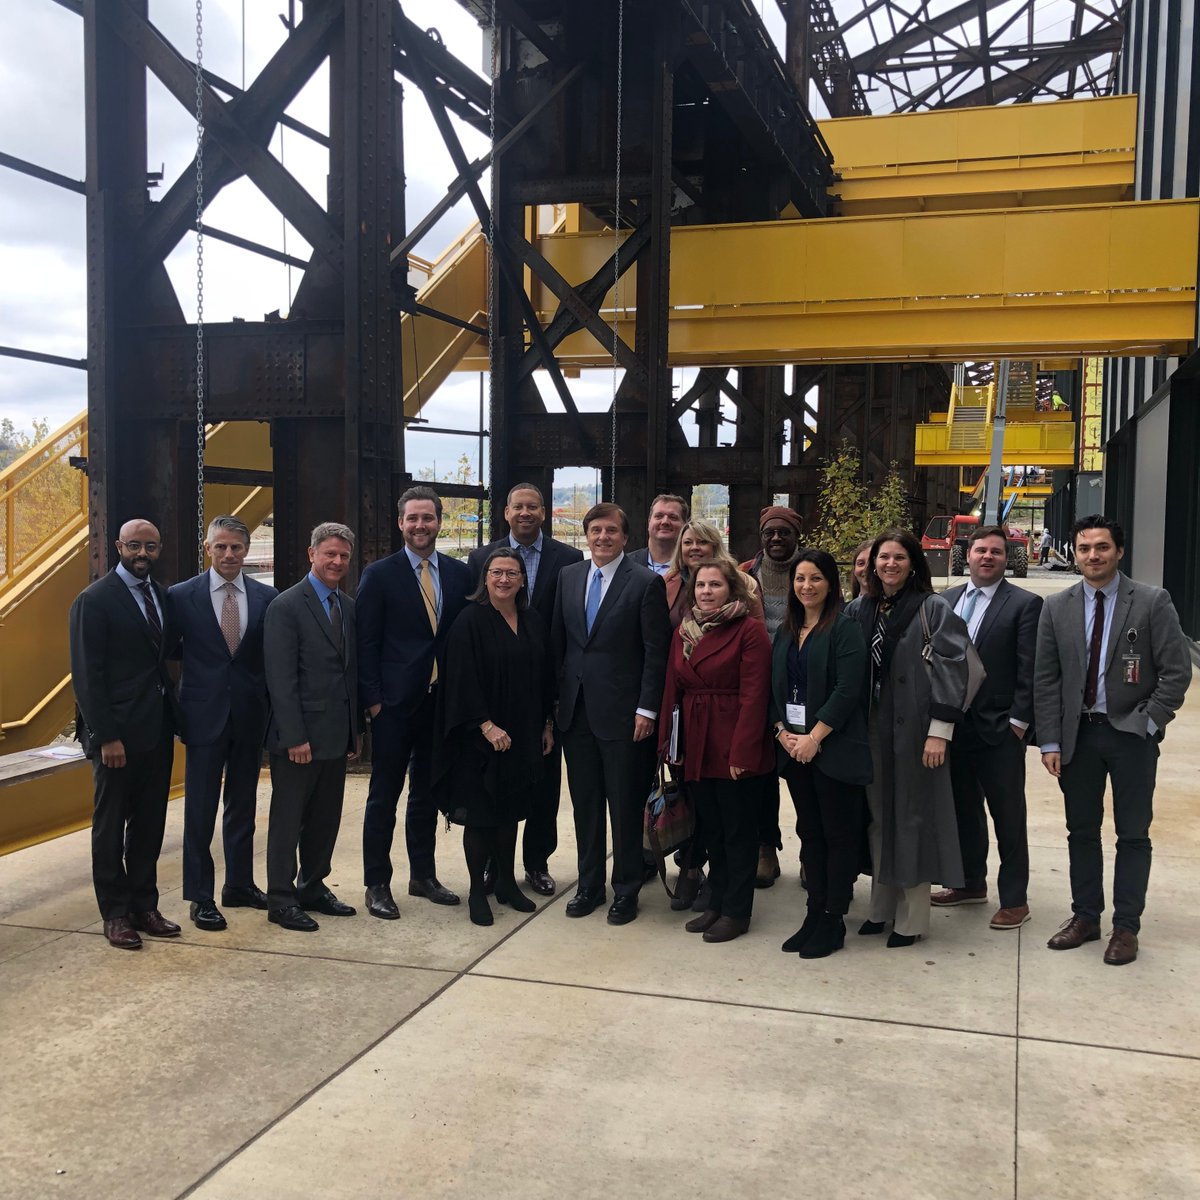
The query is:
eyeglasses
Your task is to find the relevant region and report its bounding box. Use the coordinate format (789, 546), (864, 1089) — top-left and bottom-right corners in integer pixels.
(487, 568), (522, 580)
(118, 540), (160, 553)
(761, 528), (793, 541)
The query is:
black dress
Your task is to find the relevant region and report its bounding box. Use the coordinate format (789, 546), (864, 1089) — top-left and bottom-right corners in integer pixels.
(433, 602), (555, 827)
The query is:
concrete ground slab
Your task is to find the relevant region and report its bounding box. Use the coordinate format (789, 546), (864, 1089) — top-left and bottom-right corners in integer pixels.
(189, 973), (1018, 1200)
(1016, 1038), (1200, 1198)
(0, 923), (69, 964)
(0, 930), (452, 1200)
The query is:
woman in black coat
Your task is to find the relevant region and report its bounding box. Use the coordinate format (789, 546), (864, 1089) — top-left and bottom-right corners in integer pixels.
(433, 548), (555, 927)
(770, 549), (871, 959)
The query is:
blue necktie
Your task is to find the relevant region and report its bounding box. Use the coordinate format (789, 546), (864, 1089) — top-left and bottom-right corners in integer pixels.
(585, 567), (603, 634)
(960, 587), (979, 627)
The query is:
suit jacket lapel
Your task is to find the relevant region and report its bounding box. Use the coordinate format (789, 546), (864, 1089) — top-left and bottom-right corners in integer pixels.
(112, 570), (162, 656)
(193, 574), (231, 657)
(303, 582), (342, 654)
(587, 558), (631, 642)
(974, 580), (1009, 648)
(1103, 578), (1135, 675)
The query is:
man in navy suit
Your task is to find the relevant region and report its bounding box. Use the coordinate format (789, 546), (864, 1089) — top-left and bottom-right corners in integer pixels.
(69, 518), (184, 949)
(168, 515), (277, 932)
(933, 525), (1042, 931)
(467, 483), (583, 894)
(553, 503), (671, 926)
(358, 486), (471, 918)
(627, 493), (688, 577)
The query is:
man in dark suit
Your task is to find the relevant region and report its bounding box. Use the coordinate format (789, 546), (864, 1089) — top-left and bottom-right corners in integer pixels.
(263, 522), (361, 932)
(467, 482), (583, 894)
(553, 502), (671, 926)
(1035, 515), (1191, 965)
(358, 486), (471, 918)
(627, 493), (688, 577)
(69, 518), (184, 950)
(168, 515), (277, 931)
(933, 525), (1042, 930)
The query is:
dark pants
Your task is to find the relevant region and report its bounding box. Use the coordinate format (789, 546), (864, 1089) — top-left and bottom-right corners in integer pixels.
(561, 695), (656, 897)
(523, 738), (562, 874)
(781, 760), (864, 916)
(1060, 719), (1158, 934)
(90, 718), (175, 920)
(756, 771), (782, 850)
(181, 718), (263, 901)
(690, 777), (758, 921)
(363, 692), (438, 885)
(948, 732), (1030, 908)
(266, 753), (347, 909)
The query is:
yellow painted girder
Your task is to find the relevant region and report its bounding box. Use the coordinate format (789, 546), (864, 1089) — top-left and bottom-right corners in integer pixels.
(820, 95), (1136, 215)
(455, 198), (1198, 368)
(915, 420), (1076, 467)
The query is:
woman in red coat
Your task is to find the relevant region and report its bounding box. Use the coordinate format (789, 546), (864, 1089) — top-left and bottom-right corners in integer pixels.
(660, 560), (774, 942)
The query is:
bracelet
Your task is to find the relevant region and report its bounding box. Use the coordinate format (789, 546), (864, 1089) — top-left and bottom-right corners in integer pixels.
(482, 721), (494, 734)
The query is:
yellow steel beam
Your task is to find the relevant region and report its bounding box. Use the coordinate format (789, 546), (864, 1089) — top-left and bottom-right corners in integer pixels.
(915, 419), (1077, 467)
(819, 95), (1136, 215)
(455, 198), (1198, 369)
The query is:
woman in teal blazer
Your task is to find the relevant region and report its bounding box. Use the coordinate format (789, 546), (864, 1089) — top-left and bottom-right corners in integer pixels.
(770, 549), (871, 959)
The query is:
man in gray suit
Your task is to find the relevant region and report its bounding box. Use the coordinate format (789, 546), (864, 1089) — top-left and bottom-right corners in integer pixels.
(1035, 515), (1191, 965)
(553, 503), (671, 925)
(627, 493), (688, 577)
(264, 522), (361, 932)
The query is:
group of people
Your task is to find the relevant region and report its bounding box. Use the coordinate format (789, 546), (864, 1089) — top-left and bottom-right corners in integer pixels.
(69, 486), (1191, 968)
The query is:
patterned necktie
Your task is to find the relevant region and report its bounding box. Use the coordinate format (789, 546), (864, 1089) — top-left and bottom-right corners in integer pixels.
(220, 581), (241, 656)
(138, 580), (162, 650)
(419, 558), (439, 684)
(327, 592), (343, 653)
(585, 567), (603, 634)
(960, 587), (979, 628)
(1084, 589), (1105, 709)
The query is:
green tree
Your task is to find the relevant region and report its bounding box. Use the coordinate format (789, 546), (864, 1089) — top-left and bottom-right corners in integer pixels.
(811, 444), (912, 562)
(864, 461), (910, 537)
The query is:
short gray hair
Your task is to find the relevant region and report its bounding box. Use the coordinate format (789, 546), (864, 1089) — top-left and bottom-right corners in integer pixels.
(310, 521), (355, 551)
(205, 515), (250, 546)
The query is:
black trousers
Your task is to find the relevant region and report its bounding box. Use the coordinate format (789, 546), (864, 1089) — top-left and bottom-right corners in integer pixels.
(781, 760), (864, 915)
(523, 737), (563, 874)
(266, 753), (347, 909)
(1060, 719), (1158, 934)
(362, 691), (438, 885)
(948, 732), (1030, 908)
(90, 716), (175, 921)
(181, 718), (263, 901)
(756, 771), (782, 850)
(561, 695), (656, 897)
(690, 777), (758, 921)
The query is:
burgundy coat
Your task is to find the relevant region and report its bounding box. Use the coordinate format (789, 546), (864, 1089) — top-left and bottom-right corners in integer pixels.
(658, 614), (774, 782)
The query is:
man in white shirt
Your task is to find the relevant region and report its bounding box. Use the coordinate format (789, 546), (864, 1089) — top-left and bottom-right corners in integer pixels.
(169, 516), (278, 931)
(934, 526), (1042, 930)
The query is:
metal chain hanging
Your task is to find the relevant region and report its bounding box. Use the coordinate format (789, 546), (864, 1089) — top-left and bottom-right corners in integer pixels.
(487, 0), (498, 512)
(608, 0), (624, 501)
(193, 0), (207, 573)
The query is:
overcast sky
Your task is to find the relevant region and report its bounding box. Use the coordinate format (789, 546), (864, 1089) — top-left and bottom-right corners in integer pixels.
(0, 0), (1094, 490)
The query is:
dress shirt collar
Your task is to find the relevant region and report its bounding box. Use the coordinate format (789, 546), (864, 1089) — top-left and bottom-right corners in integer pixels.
(591, 551), (625, 581)
(307, 571), (337, 606)
(404, 545), (439, 574)
(964, 579), (1001, 601)
(209, 567), (245, 594)
(116, 562), (150, 590)
(1083, 573), (1121, 602)
(509, 531), (543, 554)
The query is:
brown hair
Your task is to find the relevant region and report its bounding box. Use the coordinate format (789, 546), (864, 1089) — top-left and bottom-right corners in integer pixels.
(864, 527), (932, 598)
(467, 547), (529, 610)
(967, 524), (1007, 548)
(649, 493), (689, 521)
(784, 549), (843, 637)
(582, 502), (630, 537)
(669, 518), (739, 575)
(849, 539), (874, 599)
(684, 558), (753, 611)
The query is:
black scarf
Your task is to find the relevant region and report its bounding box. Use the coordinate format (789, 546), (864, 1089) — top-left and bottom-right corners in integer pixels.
(852, 583), (925, 689)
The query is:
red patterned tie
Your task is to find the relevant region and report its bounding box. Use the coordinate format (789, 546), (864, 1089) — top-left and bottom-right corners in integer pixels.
(1083, 589), (1105, 710)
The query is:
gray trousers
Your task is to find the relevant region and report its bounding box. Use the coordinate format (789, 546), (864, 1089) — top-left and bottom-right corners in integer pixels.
(266, 753), (347, 909)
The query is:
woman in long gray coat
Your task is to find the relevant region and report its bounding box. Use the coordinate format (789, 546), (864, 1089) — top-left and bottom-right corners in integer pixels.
(846, 527), (970, 947)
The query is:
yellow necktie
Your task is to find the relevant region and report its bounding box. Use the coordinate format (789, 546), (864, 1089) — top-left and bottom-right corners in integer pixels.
(419, 558), (438, 684)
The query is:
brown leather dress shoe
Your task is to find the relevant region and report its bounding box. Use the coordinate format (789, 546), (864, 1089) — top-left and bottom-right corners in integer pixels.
(1103, 927), (1138, 966)
(1047, 915), (1101, 950)
(103, 917), (142, 950)
(990, 904), (1031, 929)
(755, 846), (781, 889)
(702, 915), (750, 943)
(130, 910), (181, 938)
(685, 909), (720, 933)
(931, 887), (988, 906)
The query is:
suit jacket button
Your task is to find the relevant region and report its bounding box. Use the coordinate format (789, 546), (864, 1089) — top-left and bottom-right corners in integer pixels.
(898, 675), (906, 684)
(896, 716), (904, 725)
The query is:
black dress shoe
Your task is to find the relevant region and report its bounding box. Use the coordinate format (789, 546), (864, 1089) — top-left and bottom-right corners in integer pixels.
(565, 888), (606, 918)
(130, 910), (182, 938)
(297, 887), (356, 916)
(269, 906), (319, 932)
(189, 900), (228, 931)
(524, 869), (555, 896)
(607, 895), (639, 926)
(408, 877), (461, 906)
(365, 884), (400, 920)
(221, 884), (269, 910)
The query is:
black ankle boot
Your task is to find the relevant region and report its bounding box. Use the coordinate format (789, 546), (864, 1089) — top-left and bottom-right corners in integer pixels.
(886, 930), (919, 948)
(494, 881), (536, 913)
(858, 919), (886, 935)
(781, 907), (821, 953)
(468, 890), (494, 926)
(799, 912), (846, 959)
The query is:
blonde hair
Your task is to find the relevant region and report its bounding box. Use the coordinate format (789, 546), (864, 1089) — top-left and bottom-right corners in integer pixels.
(669, 519), (738, 575)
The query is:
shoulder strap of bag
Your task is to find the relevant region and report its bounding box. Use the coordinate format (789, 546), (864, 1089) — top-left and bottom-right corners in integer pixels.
(918, 597), (933, 661)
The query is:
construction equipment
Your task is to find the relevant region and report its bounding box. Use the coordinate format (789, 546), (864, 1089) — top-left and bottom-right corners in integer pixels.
(921, 513), (1030, 578)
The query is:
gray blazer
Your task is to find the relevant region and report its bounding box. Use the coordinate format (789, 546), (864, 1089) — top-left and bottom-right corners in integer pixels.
(552, 555), (671, 741)
(264, 577), (359, 760)
(1034, 573), (1191, 764)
